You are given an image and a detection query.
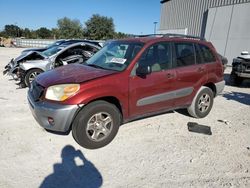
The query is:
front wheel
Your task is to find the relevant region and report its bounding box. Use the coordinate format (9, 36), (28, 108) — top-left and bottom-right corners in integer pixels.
(187, 86), (214, 118)
(72, 100), (121, 149)
(24, 69), (43, 87)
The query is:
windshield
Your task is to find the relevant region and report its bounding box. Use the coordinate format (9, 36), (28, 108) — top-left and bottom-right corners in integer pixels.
(42, 46), (64, 57)
(85, 41), (144, 71)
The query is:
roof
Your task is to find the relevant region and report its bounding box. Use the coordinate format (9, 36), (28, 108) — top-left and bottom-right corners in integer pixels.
(110, 38), (208, 49)
(118, 37), (160, 44)
(160, 0), (171, 4)
(116, 33), (206, 44)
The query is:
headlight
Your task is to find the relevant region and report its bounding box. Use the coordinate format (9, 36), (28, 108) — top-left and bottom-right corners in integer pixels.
(45, 84), (80, 101)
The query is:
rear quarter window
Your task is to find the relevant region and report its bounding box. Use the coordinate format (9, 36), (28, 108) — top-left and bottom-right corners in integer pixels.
(199, 44), (216, 63)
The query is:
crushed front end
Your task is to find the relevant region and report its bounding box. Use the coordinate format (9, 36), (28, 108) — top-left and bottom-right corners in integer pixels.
(230, 51), (250, 86)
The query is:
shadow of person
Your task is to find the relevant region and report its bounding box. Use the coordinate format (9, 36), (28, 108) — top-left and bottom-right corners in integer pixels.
(40, 145), (103, 188)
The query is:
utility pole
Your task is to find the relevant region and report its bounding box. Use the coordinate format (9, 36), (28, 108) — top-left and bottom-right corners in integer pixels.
(153, 22), (158, 35)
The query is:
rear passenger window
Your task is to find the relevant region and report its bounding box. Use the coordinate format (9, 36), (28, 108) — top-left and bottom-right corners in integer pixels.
(199, 44), (216, 63)
(175, 43), (195, 67)
(195, 45), (203, 64)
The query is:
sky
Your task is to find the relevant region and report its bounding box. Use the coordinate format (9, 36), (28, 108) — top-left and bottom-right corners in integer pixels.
(0, 0), (161, 35)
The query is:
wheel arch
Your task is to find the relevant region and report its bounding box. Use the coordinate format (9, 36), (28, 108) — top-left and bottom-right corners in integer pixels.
(26, 67), (44, 74)
(24, 68), (44, 87)
(69, 96), (124, 131)
(203, 82), (216, 97)
(89, 96), (123, 118)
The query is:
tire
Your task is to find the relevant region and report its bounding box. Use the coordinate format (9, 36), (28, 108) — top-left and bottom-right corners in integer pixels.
(229, 72), (243, 86)
(72, 100), (121, 149)
(25, 69), (43, 87)
(187, 86), (214, 118)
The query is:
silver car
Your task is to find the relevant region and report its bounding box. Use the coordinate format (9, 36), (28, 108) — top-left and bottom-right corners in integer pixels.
(15, 42), (100, 87)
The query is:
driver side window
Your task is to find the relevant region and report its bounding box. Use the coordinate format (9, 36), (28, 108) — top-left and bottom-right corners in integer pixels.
(138, 42), (172, 72)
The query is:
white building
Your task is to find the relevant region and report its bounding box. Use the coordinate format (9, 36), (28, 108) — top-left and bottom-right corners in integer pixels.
(160, 0), (250, 63)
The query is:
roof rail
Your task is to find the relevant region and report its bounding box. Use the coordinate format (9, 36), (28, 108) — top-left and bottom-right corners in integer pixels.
(132, 34), (164, 38)
(163, 33), (206, 41)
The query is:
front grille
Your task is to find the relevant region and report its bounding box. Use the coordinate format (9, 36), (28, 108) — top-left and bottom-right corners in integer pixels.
(30, 81), (44, 102)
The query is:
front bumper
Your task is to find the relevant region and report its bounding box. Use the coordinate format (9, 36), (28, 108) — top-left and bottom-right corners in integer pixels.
(3, 63), (12, 75)
(215, 80), (225, 96)
(3, 59), (19, 79)
(235, 72), (250, 78)
(27, 91), (80, 132)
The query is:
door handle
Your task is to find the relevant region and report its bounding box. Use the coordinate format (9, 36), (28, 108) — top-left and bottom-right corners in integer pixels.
(166, 73), (175, 79)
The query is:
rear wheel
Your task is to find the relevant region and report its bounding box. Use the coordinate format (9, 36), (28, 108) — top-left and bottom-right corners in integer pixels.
(187, 86), (214, 118)
(25, 69), (43, 87)
(72, 100), (121, 149)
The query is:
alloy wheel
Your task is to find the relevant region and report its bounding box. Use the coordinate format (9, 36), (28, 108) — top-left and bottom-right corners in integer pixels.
(86, 112), (113, 142)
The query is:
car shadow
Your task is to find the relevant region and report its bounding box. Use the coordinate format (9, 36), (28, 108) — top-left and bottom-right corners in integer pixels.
(224, 73), (231, 86)
(124, 110), (175, 125)
(224, 73), (250, 87)
(40, 145), (103, 188)
(175, 109), (191, 117)
(223, 91), (250, 106)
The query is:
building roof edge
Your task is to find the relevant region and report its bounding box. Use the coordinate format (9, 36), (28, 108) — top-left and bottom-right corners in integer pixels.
(160, 0), (171, 4)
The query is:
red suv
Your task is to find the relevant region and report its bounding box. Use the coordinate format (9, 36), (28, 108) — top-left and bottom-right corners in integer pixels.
(28, 35), (225, 149)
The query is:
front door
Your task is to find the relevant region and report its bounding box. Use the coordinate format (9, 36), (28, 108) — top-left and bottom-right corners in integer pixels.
(129, 42), (176, 118)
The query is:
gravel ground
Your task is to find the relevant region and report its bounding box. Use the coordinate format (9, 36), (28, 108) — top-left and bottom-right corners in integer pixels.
(0, 47), (249, 188)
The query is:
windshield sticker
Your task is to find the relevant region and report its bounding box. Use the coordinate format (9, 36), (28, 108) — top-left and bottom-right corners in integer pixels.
(110, 57), (127, 64)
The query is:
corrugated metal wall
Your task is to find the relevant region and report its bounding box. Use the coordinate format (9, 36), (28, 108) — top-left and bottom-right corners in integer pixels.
(13, 38), (55, 47)
(160, 0), (250, 36)
(205, 2), (250, 64)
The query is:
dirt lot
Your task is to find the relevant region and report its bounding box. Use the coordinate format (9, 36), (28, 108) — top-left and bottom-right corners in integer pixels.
(0, 47), (249, 188)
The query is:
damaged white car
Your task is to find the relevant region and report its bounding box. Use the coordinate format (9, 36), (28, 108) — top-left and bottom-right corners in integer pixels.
(5, 41), (100, 87)
(230, 51), (250, 86)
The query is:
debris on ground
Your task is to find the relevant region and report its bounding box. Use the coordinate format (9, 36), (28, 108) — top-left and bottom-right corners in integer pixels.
(217, 119), (230, 125)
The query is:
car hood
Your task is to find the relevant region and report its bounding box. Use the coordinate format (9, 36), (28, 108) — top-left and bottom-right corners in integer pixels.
(22, 47), (47, 53)
(15, 51), (46, 62)
(36, 64), (117, 87)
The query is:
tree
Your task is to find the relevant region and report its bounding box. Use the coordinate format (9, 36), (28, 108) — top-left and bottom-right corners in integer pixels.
(114, 32), (129, 39)
(4, 24), (21, 37)
(0, 31), (8, 38)
(36, 27), (52, 39)
(85, 14), (115, 40)
(21, 28), (32, 38)
(51, 28), (59, 39)
(57, 17), (83, 39)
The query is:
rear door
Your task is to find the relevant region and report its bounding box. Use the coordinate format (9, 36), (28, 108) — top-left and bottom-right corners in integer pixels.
(172, 42), (208, 107)
(197, 43), (219, 82)
(129, 42), (176, 118)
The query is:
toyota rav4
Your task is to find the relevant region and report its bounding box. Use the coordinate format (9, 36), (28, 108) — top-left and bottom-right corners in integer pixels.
(28, 34), (225, 149)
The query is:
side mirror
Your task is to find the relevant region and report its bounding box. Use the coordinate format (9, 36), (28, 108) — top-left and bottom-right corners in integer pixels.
(136, 65), (151, 76)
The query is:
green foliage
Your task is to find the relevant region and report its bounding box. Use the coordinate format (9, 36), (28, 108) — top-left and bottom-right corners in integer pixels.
(85, 14), (115, 40)
(51, 28), (59, 39)
(21, 28), (37, 39)
(0, 15), (130, 40)
(114, 32), (129, 39)
(57, 17), (83, 39)
(3, 24), (21, 37)
(0, 31), (8, 38)
(36, 27), (52, 39)
(22, 28), (32, 38)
